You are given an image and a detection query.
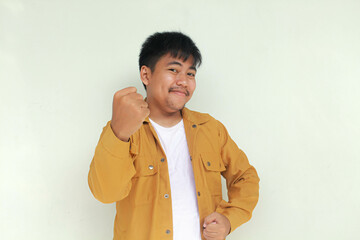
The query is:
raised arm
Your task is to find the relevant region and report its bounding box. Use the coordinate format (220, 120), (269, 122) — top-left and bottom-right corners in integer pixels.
(88, 87), (150, 203)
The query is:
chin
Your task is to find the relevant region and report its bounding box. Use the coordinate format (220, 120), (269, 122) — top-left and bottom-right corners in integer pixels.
(170, 104), (185, 112)
(166, 100), (186, 112)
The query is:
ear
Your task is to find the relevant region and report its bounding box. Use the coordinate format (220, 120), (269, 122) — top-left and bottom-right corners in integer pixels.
(140, 66), (152, 87)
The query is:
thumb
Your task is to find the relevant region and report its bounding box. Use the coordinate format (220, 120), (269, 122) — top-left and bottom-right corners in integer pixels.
(203, 213), (217, 228)
(115, 86), (137, 98)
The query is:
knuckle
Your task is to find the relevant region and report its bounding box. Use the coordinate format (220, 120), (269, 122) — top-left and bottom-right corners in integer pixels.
(143, 110), (150, 117)
(128, 86), (136, 91)
(117, 95), (127, 105)
(113, 91), (122, 99)
(133, 104), (141, 112)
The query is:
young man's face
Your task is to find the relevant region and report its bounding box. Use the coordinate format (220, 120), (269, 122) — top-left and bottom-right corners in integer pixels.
(142, 53), (197, 114)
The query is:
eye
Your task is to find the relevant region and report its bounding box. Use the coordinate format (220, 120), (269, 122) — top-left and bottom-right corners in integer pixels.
(187, 72), (196, 77)
(169, 69), (178, 73)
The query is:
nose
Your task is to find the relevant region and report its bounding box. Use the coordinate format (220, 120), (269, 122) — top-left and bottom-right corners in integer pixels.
(176, 72), (188, 87)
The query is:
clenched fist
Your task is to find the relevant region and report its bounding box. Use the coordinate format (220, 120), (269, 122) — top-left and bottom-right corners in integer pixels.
(110, 87), (150, 142)
(203, 212), (231, 240)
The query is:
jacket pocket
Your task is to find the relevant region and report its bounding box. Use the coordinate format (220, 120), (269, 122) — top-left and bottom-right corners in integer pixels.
(133, 157), (158, 177)
(200, 152), (226, 197)
(130, 157), (159, 206)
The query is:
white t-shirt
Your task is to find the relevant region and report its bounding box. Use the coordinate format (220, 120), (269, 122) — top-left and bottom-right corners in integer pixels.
(149, 118), (201, 240)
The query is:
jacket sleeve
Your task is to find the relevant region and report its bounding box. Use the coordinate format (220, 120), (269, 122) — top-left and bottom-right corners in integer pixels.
(215, 121), (260, 233)
(88, 121), (136, 203)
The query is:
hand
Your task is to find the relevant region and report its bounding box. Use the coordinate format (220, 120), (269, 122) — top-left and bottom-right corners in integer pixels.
(203, 212), (231, 240)
(110, 87), (150, 141)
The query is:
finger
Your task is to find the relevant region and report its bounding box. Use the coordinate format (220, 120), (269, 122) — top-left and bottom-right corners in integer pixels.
(126, 92), (144, 100)
(143, 108), (150, 118)
(132, 99), (148, 108)
(114, 87), (137, 98)
(204, 223), (219, 233)
(203, 231), (216, 240)
(204, 227), (218, 235)
(140, 101), (148, 108)
(204, 213), (217, 227)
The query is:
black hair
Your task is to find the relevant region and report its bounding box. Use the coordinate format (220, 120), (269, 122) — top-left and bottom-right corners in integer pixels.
(139, 31), (202, 89)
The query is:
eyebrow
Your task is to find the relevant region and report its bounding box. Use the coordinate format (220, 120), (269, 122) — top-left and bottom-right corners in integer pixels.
(167, 61), (197, 71)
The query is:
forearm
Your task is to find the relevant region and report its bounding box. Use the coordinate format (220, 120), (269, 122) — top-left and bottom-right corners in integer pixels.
(216, 166), (259, 232)
(88, 121), (136, 203)
(216, 120), (260, 232)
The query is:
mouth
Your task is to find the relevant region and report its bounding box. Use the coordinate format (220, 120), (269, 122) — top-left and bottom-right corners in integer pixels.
(169, 87), (189, 97)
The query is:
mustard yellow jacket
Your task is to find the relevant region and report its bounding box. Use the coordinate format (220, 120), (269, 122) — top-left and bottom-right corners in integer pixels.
(88, 107), (259, 240)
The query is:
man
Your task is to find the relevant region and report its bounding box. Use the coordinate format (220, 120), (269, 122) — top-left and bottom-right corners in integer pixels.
(88, 32), (259, 240)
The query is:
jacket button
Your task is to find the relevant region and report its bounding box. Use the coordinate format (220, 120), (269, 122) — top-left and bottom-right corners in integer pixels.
(161, 158), (165, 162)
(198, 191), (200, 196)
(207, 161), (211, 166)
(192, 124), (197, 128)
(148, 165), (154, 170)
(164, 194), (169, 198)
(166, 229), (171, 234)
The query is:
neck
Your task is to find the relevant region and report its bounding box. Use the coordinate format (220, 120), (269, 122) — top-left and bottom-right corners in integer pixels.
(149, 109), (182, 127)
(147, 105), (183, 128)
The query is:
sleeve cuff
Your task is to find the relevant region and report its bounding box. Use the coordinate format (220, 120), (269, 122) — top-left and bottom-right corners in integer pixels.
(100, 121), (131, 157)
(215, 200), (250, 234)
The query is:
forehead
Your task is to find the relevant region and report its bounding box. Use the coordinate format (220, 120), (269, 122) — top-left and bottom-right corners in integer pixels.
(155, 53), (195, 68)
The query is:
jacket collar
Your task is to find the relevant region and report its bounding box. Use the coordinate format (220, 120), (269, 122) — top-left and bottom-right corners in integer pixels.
(143, 107), (210, 125)
(181, 107), (210, 125)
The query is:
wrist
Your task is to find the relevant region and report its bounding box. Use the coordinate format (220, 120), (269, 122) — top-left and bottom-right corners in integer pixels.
(110, 123), (130, 142)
